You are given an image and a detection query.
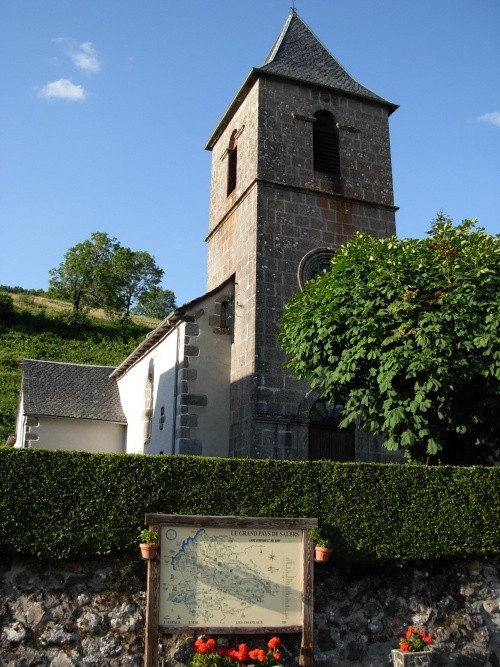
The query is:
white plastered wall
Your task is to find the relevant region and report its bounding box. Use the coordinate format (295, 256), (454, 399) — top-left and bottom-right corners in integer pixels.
(18, 416), (125, 453)
(117, 324), (181, 455)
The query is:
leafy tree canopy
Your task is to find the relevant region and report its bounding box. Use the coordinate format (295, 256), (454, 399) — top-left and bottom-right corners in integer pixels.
(132, 286), (176, 319)
(48, 232), (173, 319)
(279, 215), (500, 464)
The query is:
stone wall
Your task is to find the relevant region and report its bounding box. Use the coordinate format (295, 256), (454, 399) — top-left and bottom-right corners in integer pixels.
(1, 555), (499, 666)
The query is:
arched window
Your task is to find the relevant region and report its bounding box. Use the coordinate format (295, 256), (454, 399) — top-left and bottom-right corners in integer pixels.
(227, 130), (238, 196)
(313, 110), (340, 176)
(298, 247), (335, 289)
(143, 359), (154, 445)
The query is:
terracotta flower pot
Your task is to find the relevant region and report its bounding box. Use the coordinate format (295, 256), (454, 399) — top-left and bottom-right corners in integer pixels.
(139, 542), (159, 560)
(314, 546), (332, 563)
(391, 649), (432, 667)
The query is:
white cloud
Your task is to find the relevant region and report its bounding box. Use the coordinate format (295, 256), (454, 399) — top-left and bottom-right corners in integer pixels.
(71, 41), (100, 74)
(38, 78), (86, 101)
(54, 38), (101, 74)
(477, 112), (500, 128)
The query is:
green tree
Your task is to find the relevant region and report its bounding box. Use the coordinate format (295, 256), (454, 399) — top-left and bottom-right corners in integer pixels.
(132, 286), (176, 319)
(279, 216), (500, 464)
(105, 247), (164, 317)
(48, 232), (119, 313)
(48, 233), (169, 318)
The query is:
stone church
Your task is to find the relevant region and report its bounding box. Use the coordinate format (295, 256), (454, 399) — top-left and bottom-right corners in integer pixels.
(15, 11), (400, 463)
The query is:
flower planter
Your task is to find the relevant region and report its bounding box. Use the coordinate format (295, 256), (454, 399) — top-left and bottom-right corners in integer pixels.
(139, 542), (159, 560)
(314, 546), (332, 563)
(391, 649), (432, 667)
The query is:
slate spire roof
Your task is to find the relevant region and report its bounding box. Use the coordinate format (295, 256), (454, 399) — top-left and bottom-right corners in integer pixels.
(258, 11), (397, 112)
(21, 359), (126, 423)
(206, 11), (397, 148)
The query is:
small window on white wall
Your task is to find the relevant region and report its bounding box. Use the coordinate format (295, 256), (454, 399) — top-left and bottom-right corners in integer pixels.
(143, 359), (154, 445)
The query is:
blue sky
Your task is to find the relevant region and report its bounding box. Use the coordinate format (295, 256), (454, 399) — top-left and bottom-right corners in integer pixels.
(1, 1), (499, 307)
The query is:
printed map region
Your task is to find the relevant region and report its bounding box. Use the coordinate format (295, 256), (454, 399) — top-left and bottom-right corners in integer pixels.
(159, 525), (303, 628)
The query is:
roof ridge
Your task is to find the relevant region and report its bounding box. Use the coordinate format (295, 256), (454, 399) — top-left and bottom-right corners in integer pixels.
(24, 359), (117, 369)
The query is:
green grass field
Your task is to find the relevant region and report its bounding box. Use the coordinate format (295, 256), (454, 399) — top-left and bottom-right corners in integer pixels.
(0, 293), (159, 442)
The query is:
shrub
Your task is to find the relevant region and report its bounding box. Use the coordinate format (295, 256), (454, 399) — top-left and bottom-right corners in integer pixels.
(0, 448), (498, 565)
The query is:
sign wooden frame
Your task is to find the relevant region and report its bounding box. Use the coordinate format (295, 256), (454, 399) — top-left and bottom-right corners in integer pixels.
(143, 514), (318, 667)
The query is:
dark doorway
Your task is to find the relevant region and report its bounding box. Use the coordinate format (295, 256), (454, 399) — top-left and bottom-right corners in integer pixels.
(308, 399), (355, 461)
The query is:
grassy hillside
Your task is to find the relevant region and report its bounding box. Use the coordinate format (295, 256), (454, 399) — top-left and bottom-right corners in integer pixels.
(0, 293), (159, 442)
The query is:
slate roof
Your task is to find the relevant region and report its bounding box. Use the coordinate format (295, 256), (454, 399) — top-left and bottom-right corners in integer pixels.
(21, 359), (126, 423)
(259, 12), (397, 112)
(206, 11), (397, 149)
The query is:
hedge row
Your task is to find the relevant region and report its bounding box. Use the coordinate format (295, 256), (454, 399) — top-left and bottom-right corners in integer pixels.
(0, 448), (499, 565)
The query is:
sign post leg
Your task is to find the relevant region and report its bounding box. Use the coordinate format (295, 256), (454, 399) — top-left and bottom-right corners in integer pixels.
(144, 525), (161, 667)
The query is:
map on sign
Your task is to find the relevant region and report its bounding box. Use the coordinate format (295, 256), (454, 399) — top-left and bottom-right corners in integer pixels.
(159, 525), (303, 628)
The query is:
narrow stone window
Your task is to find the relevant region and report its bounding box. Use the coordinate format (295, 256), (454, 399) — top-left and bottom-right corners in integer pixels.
(220, 300), (230, 329)
(313, 110), (340, 176)
(227, 130), (238, 196)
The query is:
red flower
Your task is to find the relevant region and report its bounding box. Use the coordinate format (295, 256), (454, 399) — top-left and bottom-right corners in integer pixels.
(424, 635), (433, 644)
(206, 638), (216, 650)
(268, 636), (282, 649)
(405, 626), (415, 639)
(274, 651), (283, 661)
(400, 641), (410, 652)
(248, 648), (266, 662)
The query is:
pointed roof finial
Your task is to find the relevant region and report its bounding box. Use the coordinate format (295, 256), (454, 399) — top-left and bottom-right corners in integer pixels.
(290, 0), (297, 16)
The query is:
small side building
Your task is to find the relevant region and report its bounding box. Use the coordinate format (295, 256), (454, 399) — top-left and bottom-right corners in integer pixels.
(15, 360), (126, 453)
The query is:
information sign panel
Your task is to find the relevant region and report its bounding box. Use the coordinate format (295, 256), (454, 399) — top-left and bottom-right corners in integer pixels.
(142, 514), (317, 667)
(159, 524), (303, 629)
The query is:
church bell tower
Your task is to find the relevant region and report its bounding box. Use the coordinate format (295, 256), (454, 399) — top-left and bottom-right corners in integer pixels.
(205, 11), (398, 460)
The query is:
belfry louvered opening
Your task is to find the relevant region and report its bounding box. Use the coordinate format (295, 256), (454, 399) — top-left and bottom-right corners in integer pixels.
(313, 110), (340, 176)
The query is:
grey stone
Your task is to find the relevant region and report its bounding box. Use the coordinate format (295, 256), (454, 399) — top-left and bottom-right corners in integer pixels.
(2, 621), (27, 645)
(39, 624), (78, 647)
(49, 652), (78, 667)
(76, 611), (103, 634)
(25, 602), (45, 626)
(99, 634), (122, 657)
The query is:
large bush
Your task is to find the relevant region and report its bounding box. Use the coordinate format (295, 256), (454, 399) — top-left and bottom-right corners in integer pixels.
(1, 448), (498, 566)
(280, 217), (500, 464)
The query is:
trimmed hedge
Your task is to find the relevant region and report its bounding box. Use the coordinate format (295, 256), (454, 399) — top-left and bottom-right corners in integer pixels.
(0, 448), (499, 565)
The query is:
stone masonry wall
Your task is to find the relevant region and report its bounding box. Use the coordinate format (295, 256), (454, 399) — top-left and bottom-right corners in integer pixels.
(1, 555), (499, 667)
(205, 72), (398, 460)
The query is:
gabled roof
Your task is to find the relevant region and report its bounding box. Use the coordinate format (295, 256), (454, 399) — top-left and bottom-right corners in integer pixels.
(110, 275), (235, 380)
(21, 359), (126, 424)
(207, 11), (397, 149)
(259, 12), (397, 112)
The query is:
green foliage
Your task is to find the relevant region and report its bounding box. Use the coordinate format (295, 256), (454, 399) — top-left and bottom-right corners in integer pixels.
(308, 527), (331, 548)
(0, 305), (152, 442)
(48, 231), (171, 318)
(138, 528), (159, 543)
(0, 449), (498, 566)
(279, 216), (500, 463)
(48, 231), (119, 313)
(0, 292), (14, 321)
(133, 286), (176, 319)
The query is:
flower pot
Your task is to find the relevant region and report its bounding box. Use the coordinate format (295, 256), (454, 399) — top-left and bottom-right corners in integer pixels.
(139, 542), (158, 560)
(391, 649), (432, 667)
(314, 546), (332, 563)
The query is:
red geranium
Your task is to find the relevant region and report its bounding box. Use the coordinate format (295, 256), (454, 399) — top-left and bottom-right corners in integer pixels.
(191, 635), (284, 666)
(399, 626), (433, 653)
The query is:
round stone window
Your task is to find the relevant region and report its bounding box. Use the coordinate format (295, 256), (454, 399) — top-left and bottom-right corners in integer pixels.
(298, 247), (335, 289)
